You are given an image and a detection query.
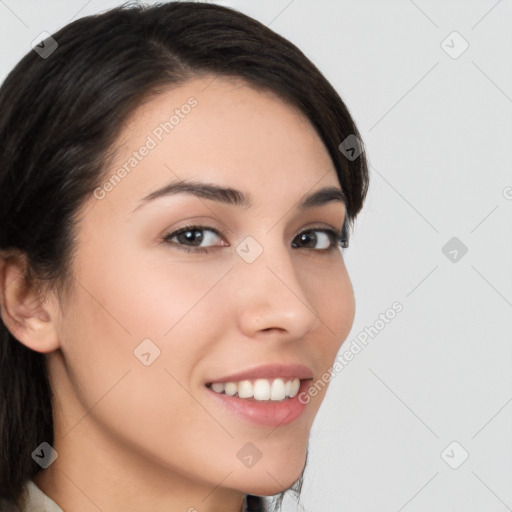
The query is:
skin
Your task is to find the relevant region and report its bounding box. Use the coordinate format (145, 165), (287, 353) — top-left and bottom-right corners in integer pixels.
(0, 75), (355, 511)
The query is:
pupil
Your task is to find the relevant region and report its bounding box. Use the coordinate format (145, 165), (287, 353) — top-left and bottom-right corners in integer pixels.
(301, 231), (316, 248)
(181, 229), (203, 246)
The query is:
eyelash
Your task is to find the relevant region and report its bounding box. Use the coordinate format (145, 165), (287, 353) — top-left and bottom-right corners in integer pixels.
(162, 224), (349, 254)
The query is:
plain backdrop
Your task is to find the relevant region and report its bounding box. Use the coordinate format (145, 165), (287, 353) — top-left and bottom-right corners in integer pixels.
(1, 1), (511, 511)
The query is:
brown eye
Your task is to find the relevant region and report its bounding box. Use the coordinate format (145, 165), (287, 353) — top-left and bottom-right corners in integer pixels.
(292, 229), (344, 252)
(163, 225), (225, 253)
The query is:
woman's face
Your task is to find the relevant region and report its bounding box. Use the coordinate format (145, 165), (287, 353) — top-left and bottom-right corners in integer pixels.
(40, 76), (355, 506)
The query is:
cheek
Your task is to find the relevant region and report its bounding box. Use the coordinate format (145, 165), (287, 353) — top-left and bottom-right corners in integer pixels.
(73, 238), (231, 337)
(296, 259), (355, 411)
(59, 242), (234, 397)
(56, 251), (239, 473)
(306, 259), (355, 353)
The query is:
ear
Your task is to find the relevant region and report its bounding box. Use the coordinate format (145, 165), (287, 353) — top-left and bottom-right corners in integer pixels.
(0, 250), (60, 353)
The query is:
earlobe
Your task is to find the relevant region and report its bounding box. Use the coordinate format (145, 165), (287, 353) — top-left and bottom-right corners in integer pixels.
(0, 251), (60, 353)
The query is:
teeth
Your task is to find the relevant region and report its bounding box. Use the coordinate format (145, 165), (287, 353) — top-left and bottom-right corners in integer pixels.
(238, 380), (253, 399)
(208, 377), (301, 401)
(270, 378), (286, 400)
(211, 382), (225, 393)
(224, 382), (237, 396)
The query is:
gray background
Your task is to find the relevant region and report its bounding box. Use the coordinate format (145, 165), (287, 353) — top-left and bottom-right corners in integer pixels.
(1, 1), (511, 510)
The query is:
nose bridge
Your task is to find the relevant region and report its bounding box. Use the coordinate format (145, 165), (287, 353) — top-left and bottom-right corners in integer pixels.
(233, 234), (321, 336)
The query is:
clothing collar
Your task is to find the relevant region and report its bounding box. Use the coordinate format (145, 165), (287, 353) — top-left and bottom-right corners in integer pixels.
(16, 480), (266, 512)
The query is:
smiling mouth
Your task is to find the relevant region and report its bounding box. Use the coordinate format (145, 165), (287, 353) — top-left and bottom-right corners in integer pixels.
(205, 377), (304, 401)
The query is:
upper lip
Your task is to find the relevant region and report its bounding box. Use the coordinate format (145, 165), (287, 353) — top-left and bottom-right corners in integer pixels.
(206, 363), (314, 384)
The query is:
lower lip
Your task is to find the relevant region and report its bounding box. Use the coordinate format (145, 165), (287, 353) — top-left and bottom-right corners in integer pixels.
(205, 379), (311, 427)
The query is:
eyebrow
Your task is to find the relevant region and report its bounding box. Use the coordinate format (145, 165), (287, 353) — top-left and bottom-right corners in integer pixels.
(131, 179), (347, 213)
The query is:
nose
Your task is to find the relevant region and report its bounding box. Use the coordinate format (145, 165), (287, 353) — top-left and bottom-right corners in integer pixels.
(233, 239), (321, 341)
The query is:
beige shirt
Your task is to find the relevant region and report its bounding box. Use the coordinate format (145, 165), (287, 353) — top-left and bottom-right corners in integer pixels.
(1, 480), (265, 511)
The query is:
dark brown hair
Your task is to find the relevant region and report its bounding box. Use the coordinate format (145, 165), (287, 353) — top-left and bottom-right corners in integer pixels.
(0, 1), (368, 509)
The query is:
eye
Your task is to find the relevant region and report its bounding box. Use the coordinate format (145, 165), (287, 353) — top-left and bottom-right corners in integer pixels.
(162, 224), (348, 253)
(291, 227), (347, 252)
(163, 225), (225, 253)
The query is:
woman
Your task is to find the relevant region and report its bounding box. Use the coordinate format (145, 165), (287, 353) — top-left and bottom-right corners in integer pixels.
(0, 2), (368, 511)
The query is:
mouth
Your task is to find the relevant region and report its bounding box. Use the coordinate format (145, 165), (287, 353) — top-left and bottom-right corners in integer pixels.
(204, 377), (313, 427)
(205, 377), (302, 401)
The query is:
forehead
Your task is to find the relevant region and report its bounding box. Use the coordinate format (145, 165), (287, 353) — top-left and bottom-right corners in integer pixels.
(91, 75), (341, 215)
